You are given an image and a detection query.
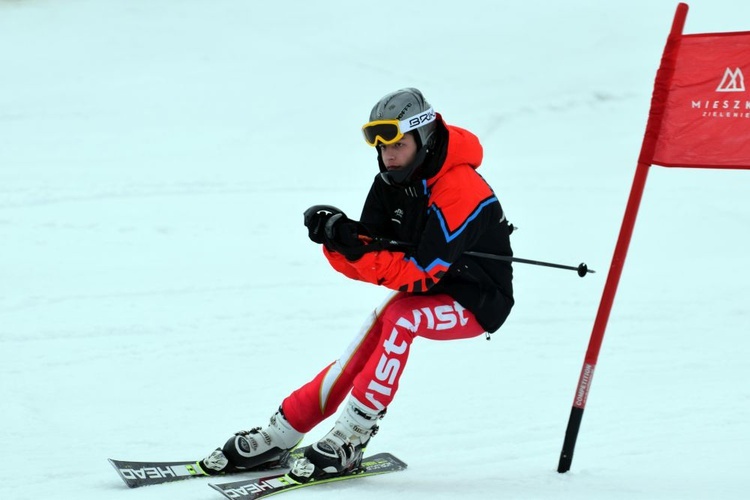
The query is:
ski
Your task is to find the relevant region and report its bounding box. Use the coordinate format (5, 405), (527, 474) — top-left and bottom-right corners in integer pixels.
(108, 458), (210, 488)
(109, 449), (305, 488)
(209, 452), (407, 499)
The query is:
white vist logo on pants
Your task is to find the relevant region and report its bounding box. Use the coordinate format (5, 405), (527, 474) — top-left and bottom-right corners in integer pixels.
(365, 301), (470, 411)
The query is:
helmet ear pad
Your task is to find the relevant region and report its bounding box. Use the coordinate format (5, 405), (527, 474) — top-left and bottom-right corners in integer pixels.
(410, 129), (423, 151)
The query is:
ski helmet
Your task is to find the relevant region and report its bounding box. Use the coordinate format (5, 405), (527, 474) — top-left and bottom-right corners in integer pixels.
(366, 88), (438, 185)
(367, 88), (437, 150)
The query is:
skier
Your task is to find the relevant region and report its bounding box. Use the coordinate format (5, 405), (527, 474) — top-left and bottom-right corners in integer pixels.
(199, 88), (514, 483)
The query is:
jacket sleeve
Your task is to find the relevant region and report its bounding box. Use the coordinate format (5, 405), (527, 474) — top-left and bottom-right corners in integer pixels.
(323, 166), (499, 293)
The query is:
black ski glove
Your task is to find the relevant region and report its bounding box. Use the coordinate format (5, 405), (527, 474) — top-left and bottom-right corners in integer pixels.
(323, 213), (384, 261)
(303, 205), (344, 244)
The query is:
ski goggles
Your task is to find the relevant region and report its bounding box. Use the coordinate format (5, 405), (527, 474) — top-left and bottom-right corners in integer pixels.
(361, 108), (436, 147)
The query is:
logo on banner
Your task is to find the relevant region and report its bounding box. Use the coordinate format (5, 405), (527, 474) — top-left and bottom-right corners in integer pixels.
(688, 65), (750, 119)
(716, 67), (746, 92)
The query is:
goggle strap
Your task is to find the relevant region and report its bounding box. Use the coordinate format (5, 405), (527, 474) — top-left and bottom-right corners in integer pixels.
(361, 108), (437, 147)
(399, 107), (436, 133)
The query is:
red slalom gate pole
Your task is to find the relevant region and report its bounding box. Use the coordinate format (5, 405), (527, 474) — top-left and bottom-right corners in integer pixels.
(556, 3), (689, 473)
(556, 162), (651, 473)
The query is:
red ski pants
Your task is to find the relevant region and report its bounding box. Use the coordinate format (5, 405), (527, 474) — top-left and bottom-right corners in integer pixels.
(281, 292), (485, 433)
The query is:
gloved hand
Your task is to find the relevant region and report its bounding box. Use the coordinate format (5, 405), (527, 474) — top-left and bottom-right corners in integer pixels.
(323, 213), (383, 261)
(303, 205), (344, 244)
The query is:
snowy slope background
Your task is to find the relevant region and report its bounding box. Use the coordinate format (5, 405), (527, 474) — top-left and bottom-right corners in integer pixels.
(1, 1), (749, 499)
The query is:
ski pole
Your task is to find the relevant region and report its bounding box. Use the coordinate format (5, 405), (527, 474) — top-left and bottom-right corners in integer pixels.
(371, 237), (595, 277)
(463, 251), (594, 277)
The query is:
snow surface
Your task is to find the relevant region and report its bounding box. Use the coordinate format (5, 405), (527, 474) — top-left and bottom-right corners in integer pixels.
(1, 1), (749, 499)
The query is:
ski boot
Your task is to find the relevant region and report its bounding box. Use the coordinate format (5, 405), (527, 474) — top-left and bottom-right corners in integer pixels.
(199, 406), (304, 475)
(287, 398), (384, 483)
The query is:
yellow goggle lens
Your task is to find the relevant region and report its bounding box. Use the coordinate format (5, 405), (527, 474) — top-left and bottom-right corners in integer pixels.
(361, 120), (404, 147)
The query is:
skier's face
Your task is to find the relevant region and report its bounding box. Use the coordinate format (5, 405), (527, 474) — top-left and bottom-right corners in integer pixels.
(378, 132), (418, 171)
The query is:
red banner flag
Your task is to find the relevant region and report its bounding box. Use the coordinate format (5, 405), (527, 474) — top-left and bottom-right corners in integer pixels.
(643, 29), (750, 169)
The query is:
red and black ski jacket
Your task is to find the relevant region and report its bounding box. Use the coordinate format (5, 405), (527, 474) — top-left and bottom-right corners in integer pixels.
(324, 117), (513, 333)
